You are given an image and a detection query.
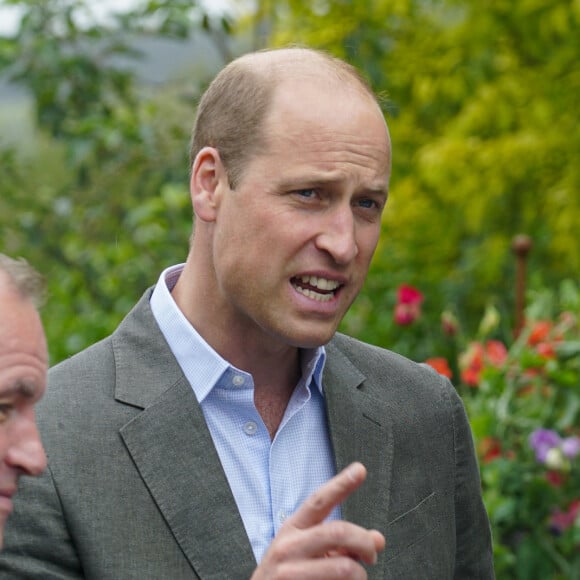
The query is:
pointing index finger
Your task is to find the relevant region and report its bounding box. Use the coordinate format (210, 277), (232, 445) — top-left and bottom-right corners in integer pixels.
(287, 462), (367, 530)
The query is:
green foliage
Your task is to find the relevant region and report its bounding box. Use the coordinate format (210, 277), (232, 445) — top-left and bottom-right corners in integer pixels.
(0, 0), (233, 361)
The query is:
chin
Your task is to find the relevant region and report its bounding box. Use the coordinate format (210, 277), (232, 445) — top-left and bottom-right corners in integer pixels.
(285, 328), (337, 349)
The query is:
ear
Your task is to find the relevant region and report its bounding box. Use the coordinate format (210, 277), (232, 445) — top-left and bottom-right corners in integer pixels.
(190, 147), (229, 222)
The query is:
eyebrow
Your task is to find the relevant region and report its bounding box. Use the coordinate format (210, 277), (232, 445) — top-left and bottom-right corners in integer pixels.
(279, 176), (389, 198)
(364, 187), (389, 200)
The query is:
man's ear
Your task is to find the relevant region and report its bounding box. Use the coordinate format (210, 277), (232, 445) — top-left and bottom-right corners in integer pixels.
(190, 147), (228, 222)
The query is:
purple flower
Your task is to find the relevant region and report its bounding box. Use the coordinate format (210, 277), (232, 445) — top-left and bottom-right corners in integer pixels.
(529, 428), (561, 463)
(562, 436), (580, 459)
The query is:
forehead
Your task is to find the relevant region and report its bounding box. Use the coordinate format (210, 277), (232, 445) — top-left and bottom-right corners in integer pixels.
(0, 286), (47, 399)
(257, 75), (391, 181)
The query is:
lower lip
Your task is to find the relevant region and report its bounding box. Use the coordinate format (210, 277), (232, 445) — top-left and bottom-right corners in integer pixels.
(290, 283), (341, 314)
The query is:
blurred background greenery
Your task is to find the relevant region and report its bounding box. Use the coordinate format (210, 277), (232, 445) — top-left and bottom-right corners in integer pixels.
(0, 0), (578, 365)
(1, 1), (579, 576)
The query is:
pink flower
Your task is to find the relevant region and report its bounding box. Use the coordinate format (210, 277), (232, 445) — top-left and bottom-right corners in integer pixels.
(397, 285), (424, 305)
(394, 285), (423, 325)
(536, 342), (557, 360)
(485, 340), (508, 367)
(549, 499), (580, 535)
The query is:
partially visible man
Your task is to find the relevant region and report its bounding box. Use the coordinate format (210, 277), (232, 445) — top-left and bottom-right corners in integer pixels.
(0, 254), (47, 548)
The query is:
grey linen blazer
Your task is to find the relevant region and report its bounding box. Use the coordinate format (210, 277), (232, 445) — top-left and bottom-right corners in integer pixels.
(0, 289), (494, 579)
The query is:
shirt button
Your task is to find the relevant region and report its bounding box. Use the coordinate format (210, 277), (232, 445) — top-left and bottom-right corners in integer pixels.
(243, 421), (257, 436)
(277, 510), (287, 523)
(232, 375), (245, 387)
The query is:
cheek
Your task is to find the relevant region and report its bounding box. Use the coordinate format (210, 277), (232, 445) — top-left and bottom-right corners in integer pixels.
(0, 426), (10, 461)
(357, 228), (381, 263)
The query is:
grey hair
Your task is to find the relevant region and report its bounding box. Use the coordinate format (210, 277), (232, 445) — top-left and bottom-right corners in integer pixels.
(0, 253), (46, 308)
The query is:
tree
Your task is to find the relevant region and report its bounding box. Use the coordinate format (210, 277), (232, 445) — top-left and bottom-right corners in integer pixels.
(0, 0), (235, 361)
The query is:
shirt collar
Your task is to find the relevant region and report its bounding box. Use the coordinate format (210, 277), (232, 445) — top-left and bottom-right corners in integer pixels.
(149, 264), (326, 401)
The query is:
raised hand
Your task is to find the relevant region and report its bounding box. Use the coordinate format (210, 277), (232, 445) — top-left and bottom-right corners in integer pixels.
(251, 462), (385, 580)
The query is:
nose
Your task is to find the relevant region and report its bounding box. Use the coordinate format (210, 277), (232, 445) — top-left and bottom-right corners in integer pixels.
(5, 414), (47, 476)
(315, 205), (359, 265)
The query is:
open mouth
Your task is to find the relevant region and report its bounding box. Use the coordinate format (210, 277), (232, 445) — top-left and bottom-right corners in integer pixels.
(291, 275), (342, 303)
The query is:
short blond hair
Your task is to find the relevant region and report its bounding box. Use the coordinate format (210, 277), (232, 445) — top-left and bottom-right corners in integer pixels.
(189, 47), (379, 189)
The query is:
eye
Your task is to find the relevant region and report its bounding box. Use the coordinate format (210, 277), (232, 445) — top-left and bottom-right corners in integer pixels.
(357, 198), (379, 209)
(295, 189), (318, 199)
(356, 197), (386, 212)
(0, 403), (14, 423)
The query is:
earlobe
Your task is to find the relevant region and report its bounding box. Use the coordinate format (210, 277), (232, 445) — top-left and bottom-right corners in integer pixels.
(190, 147), (227, 222)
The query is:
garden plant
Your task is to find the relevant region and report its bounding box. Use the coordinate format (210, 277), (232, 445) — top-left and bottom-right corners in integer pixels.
(422, 280), (580, 578)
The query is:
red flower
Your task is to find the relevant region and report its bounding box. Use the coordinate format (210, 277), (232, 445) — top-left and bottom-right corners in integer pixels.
(536, 341), (557, 360)
(425, 357), (453, 379)
(459, 340), (507, 387)
(397, 285), (424, 305)
(528, 321), (552, 346)
(549, 499), (580, 534)
(545, 470), (565, 488)
(485, 340), (508, 367)
(459, 342), (484, 386)
(394, 285), (423, 325)
(479, 436), (502, 463)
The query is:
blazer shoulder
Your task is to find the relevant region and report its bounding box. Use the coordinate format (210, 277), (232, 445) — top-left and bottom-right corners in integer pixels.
(50, 334), (114, 381)
(327, 332), (457, 404)
(328, 332), (435, 378)
(48, 287), (156, 392)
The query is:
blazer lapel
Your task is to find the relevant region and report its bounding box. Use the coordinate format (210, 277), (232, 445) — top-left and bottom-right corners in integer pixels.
(113, 291), (256, 578)
(120, 378), (256, 579)
(324, 341), (394, 579)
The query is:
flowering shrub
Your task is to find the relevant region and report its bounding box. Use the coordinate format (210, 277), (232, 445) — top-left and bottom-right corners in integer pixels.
(421, 281), (580, 578)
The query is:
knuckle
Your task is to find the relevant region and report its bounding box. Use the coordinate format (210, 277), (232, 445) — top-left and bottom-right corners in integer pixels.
(332, 556), (365, 579)
(305, 492), (326, 512)
(268, 536), (294, 563)
(327, 520), (350, 544)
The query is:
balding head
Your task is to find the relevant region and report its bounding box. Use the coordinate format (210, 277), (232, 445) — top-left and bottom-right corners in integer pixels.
(189, 47), (383, 190)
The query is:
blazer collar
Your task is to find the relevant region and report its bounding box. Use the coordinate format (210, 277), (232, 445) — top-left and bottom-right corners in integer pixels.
(113, 288), (185, 409)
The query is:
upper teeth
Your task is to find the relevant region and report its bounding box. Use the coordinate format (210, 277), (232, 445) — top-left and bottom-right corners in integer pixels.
(297, 275), (340, 291)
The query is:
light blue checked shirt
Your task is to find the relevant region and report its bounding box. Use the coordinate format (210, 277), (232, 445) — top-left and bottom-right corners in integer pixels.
(150, 264), (340, 563)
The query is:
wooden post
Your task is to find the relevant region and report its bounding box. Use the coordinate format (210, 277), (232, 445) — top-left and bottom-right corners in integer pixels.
(512, 234), (532, 338)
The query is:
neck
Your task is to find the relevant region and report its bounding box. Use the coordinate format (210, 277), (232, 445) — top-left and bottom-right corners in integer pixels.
(171, 258), (302, 396)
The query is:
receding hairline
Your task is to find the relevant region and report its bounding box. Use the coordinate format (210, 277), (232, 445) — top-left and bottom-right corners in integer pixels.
(236, 47), (379, 102)
(0, 253), (46, 309)
(188, 46), (388, 195)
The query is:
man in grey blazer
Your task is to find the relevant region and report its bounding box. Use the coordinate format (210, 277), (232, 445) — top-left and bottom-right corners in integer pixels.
(0, 254), (47, 549)
(0, 47), (494, 578)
